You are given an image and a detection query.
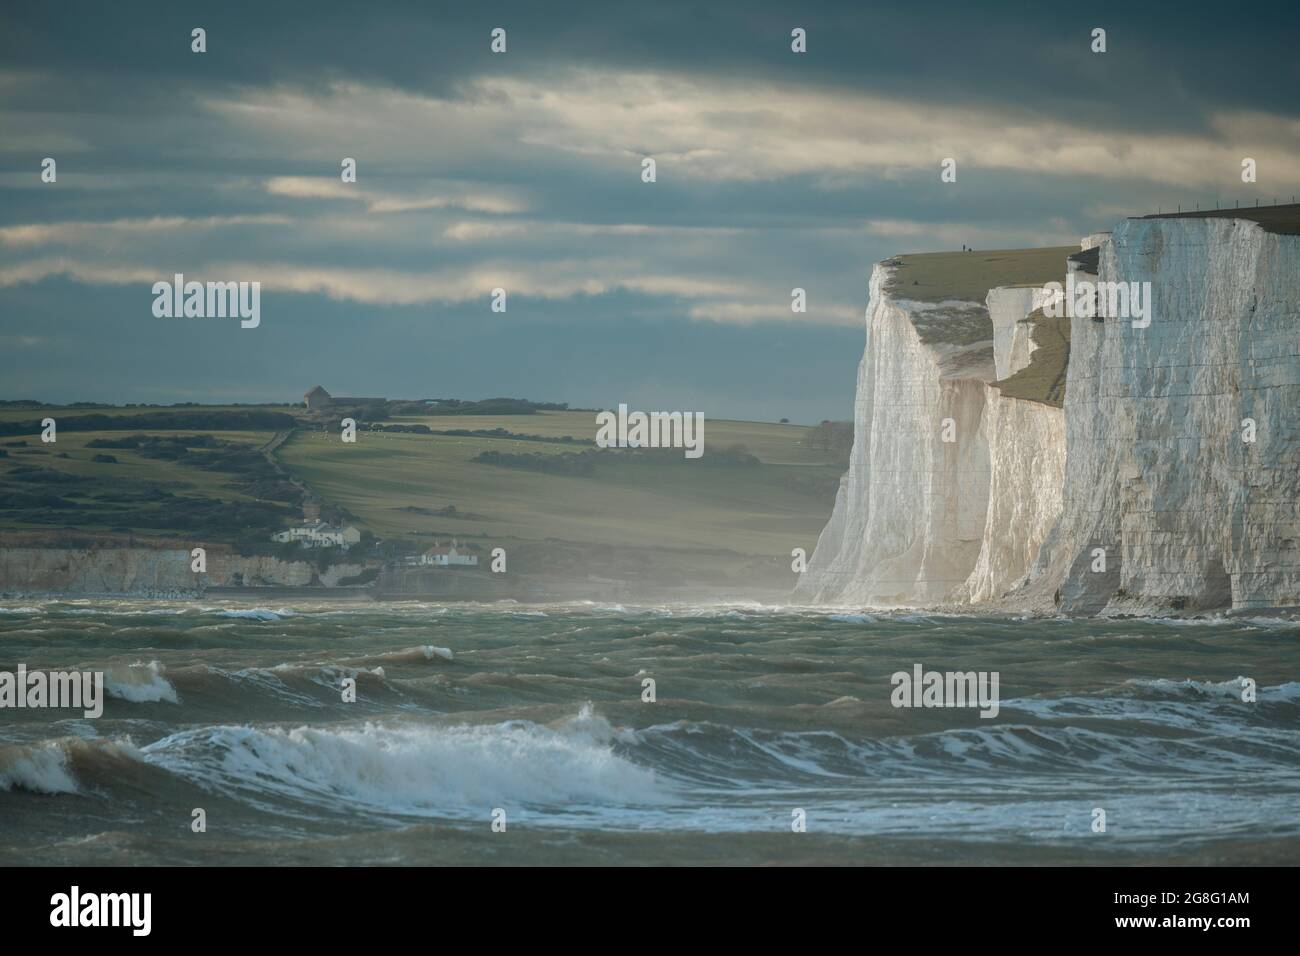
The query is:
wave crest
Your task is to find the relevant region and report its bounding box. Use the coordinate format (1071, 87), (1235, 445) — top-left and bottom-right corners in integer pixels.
(105, 660), (179, 704)
(141, 704), (662, 817)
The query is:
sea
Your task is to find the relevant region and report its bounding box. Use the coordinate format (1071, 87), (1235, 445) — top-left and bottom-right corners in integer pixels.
(1, 601), (1297, 866)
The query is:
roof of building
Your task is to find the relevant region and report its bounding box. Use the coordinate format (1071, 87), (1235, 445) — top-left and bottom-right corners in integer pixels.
(304, 385), (331, 399)
(285, 521), (348, 534)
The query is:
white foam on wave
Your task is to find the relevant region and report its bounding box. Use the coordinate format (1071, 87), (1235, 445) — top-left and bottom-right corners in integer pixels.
(56, 605), (193, 617)
(141, 704), (663, 817)
(213, 607), (295, 621)
(1128, 676), (1260, 700)
(267, 663), (389, 694)
(310, 664), (386, 685)
(1240, 616), (1299, 628)
(1001, 681), (1300, 741)
(104, 660), (180, 704)
(220, 666), (325, 708)
(0, 741), (79, 794)
(827, 613), (875, 624)
(1144, 615), (1296, 628)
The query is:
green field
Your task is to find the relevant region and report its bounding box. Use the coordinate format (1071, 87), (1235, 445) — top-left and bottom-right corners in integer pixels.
(0, 405), (844, 593)
(1, 430), (274, 499)
(278, 412), (842, 584)
(0, 425), (292, 545)
(0, 404), (290, 424)
(390, 410), (830, 465)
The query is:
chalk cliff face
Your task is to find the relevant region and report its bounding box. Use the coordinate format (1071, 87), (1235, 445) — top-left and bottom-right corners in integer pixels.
(0, 547), (364, 597)
(988, 286), (1048, 380)
(959, 284), (1069, 604)
(795, 265), (994, 605)
(1024, 216), (1299, 613)
(960, 390), (1065, 605)
(799, 215), (1298, 614)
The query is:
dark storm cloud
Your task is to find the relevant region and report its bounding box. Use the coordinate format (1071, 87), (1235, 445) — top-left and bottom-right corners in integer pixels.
(1, 0), (1297, 420)
(5, 0), (1297, 129)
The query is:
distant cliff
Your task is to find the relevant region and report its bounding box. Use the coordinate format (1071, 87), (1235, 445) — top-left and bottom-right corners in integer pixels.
(797, 210), (1299, 614)
(0, 544), (364, 598)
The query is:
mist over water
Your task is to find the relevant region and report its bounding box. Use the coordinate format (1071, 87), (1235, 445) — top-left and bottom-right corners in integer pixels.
(1, 601), (1297, 865)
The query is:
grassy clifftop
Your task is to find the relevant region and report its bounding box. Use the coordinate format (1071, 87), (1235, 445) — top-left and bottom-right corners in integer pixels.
(883, 246), (1074, 349)
(992, 308), (1071, 407)
(1138, 201), (1300, 235)
(885, 246), (1075, 304)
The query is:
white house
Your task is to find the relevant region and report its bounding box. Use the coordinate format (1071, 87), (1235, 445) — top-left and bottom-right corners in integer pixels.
(410, 539), (478, 567)
(272, 522), (362, 550)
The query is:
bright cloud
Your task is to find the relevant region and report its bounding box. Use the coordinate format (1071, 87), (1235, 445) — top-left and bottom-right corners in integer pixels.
(209, 73), (1300, 189)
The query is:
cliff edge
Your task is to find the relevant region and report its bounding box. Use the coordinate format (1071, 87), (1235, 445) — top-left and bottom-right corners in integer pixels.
(797, 209), (1299, 614)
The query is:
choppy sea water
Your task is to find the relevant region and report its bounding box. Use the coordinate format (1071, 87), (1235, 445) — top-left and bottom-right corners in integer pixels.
(1, 601), (1297, 866)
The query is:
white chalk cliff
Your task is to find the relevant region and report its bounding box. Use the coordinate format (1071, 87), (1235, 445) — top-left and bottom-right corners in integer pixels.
(795, 264), (997, 605)
(797, 213), (1299, 614)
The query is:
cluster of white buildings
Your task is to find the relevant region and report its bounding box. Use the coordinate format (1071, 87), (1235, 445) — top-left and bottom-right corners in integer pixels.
(271, 522), (362, 550)
(403, 539), (479, 568)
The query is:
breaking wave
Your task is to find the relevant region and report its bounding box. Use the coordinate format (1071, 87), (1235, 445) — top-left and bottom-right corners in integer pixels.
(140, 705), (663, 817)
(0, 737), (145, 796)
(104, 660), (179, 704)
(0, 741), (78, 794)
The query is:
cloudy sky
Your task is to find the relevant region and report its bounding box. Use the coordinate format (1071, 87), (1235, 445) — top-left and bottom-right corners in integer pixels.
(2, 0), (1298, 422)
